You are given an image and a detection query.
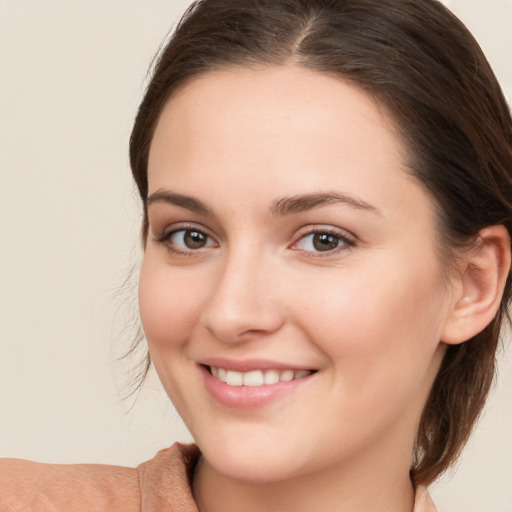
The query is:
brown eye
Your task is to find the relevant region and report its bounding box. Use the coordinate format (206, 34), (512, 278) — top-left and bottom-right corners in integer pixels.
(293, 230), (354, 254)
(312, 233), (340, 251)
(163, 228), (216, 252)
(183, 230), (207, 249)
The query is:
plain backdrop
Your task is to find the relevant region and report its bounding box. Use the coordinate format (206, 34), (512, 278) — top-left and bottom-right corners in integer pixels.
(0, 1), (511, 510)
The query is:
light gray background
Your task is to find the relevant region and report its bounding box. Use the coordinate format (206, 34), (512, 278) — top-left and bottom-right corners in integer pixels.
(0, 1), (511, 510)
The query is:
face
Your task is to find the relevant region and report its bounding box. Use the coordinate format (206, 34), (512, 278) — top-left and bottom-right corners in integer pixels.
(139, 66), (455, 483)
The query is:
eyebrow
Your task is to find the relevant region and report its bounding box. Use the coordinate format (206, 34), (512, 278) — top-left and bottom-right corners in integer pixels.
(270, 192), (381, 217)
(147, 190), (212, 215)
(146, 189), (381, 217)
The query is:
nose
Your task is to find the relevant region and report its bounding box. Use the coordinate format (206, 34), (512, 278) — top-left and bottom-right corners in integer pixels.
(200, 248), (285, 343)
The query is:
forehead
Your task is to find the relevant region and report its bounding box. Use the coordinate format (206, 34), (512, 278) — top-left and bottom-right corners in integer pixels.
(148, 65), (431, 225)
(150, 65), (402, 164)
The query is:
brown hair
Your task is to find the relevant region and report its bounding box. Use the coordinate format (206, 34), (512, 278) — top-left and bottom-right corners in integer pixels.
(129, 0), (512, 485)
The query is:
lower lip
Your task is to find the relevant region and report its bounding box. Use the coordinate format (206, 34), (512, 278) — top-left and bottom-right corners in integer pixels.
(201, 365), (315, 409)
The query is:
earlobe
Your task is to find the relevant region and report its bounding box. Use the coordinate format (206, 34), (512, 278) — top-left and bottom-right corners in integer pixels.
(441, 225), (511, 345)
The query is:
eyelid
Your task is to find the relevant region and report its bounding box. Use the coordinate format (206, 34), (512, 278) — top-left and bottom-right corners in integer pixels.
(289, 225), (356, 254)
(152, 221), (355, 256)
(153, 222), (219, 252)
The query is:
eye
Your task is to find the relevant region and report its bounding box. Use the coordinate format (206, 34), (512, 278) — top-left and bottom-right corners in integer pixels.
(173, 229), (213, 249)
(292, 230), (354, 253)
(155, 227), (217, 253)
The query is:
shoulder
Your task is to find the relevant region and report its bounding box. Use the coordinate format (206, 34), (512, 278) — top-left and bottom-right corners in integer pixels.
(0, 457), (140, 512)
(0, 444), (200, 512)
(138, 443), (200, 511)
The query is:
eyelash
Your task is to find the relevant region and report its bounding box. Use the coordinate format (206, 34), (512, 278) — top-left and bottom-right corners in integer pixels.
(153, 224), (217, 256)
(290, 228), (355, 257)
(153, 225), (356, 257)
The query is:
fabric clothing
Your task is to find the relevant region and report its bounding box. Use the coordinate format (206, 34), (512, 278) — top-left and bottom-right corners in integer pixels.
(0, 443), (438, 511)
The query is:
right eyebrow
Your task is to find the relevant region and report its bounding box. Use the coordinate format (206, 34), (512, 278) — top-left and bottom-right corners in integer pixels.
(146, 190), (213, 215)
(270, 191), (381, 217)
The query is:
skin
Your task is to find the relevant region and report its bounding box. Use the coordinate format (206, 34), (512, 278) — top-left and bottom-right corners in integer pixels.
(139, 66), (461, 512)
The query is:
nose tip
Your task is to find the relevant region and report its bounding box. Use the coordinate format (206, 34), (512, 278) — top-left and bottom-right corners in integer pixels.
(200, 258), (285, 344)
(202, 300), (282, 342)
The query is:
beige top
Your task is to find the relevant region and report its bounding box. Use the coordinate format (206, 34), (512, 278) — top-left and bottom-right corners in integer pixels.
(0, 443), (438, 511)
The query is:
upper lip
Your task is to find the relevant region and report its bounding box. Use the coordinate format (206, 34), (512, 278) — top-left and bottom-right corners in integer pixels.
(199, 357), (316, 373)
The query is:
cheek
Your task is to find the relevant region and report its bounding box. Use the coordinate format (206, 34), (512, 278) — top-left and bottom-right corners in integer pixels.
(294, 254), (448, 387)
(138, 256), (208, 418)
(138, 257), (202, 353)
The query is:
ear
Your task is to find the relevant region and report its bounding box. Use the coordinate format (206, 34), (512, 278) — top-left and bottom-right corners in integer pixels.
(441, 225), (511, 345)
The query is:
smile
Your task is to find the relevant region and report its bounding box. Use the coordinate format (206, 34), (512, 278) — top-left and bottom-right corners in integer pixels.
(209, 366), (314, 387)
(201, 363), (317, 408)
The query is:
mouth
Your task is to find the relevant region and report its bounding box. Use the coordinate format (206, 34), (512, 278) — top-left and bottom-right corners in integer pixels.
(206, 365), (316, 387)
(200, 359), (318, 408)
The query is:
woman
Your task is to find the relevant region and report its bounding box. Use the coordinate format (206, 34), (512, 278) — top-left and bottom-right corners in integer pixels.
(1, 0), (511, 510)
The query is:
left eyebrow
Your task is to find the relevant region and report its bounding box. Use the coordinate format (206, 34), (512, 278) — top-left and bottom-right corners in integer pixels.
(270, 192), (382, 217)
(146, 190), (213, 215)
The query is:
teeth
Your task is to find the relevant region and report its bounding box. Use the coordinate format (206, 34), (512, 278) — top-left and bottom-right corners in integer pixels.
(280, 370), (294, 382)
(210, 367), (312, 386)
(226, 370), (243, 386)
(263, 369), (280, 385)
(243, 370), (264, 386)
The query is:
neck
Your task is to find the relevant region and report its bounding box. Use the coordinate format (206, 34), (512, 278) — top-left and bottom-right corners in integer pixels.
(192, 439), (416, 512)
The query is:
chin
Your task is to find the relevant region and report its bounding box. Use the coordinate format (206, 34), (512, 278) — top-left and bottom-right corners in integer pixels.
(196, 429), (304, 484)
